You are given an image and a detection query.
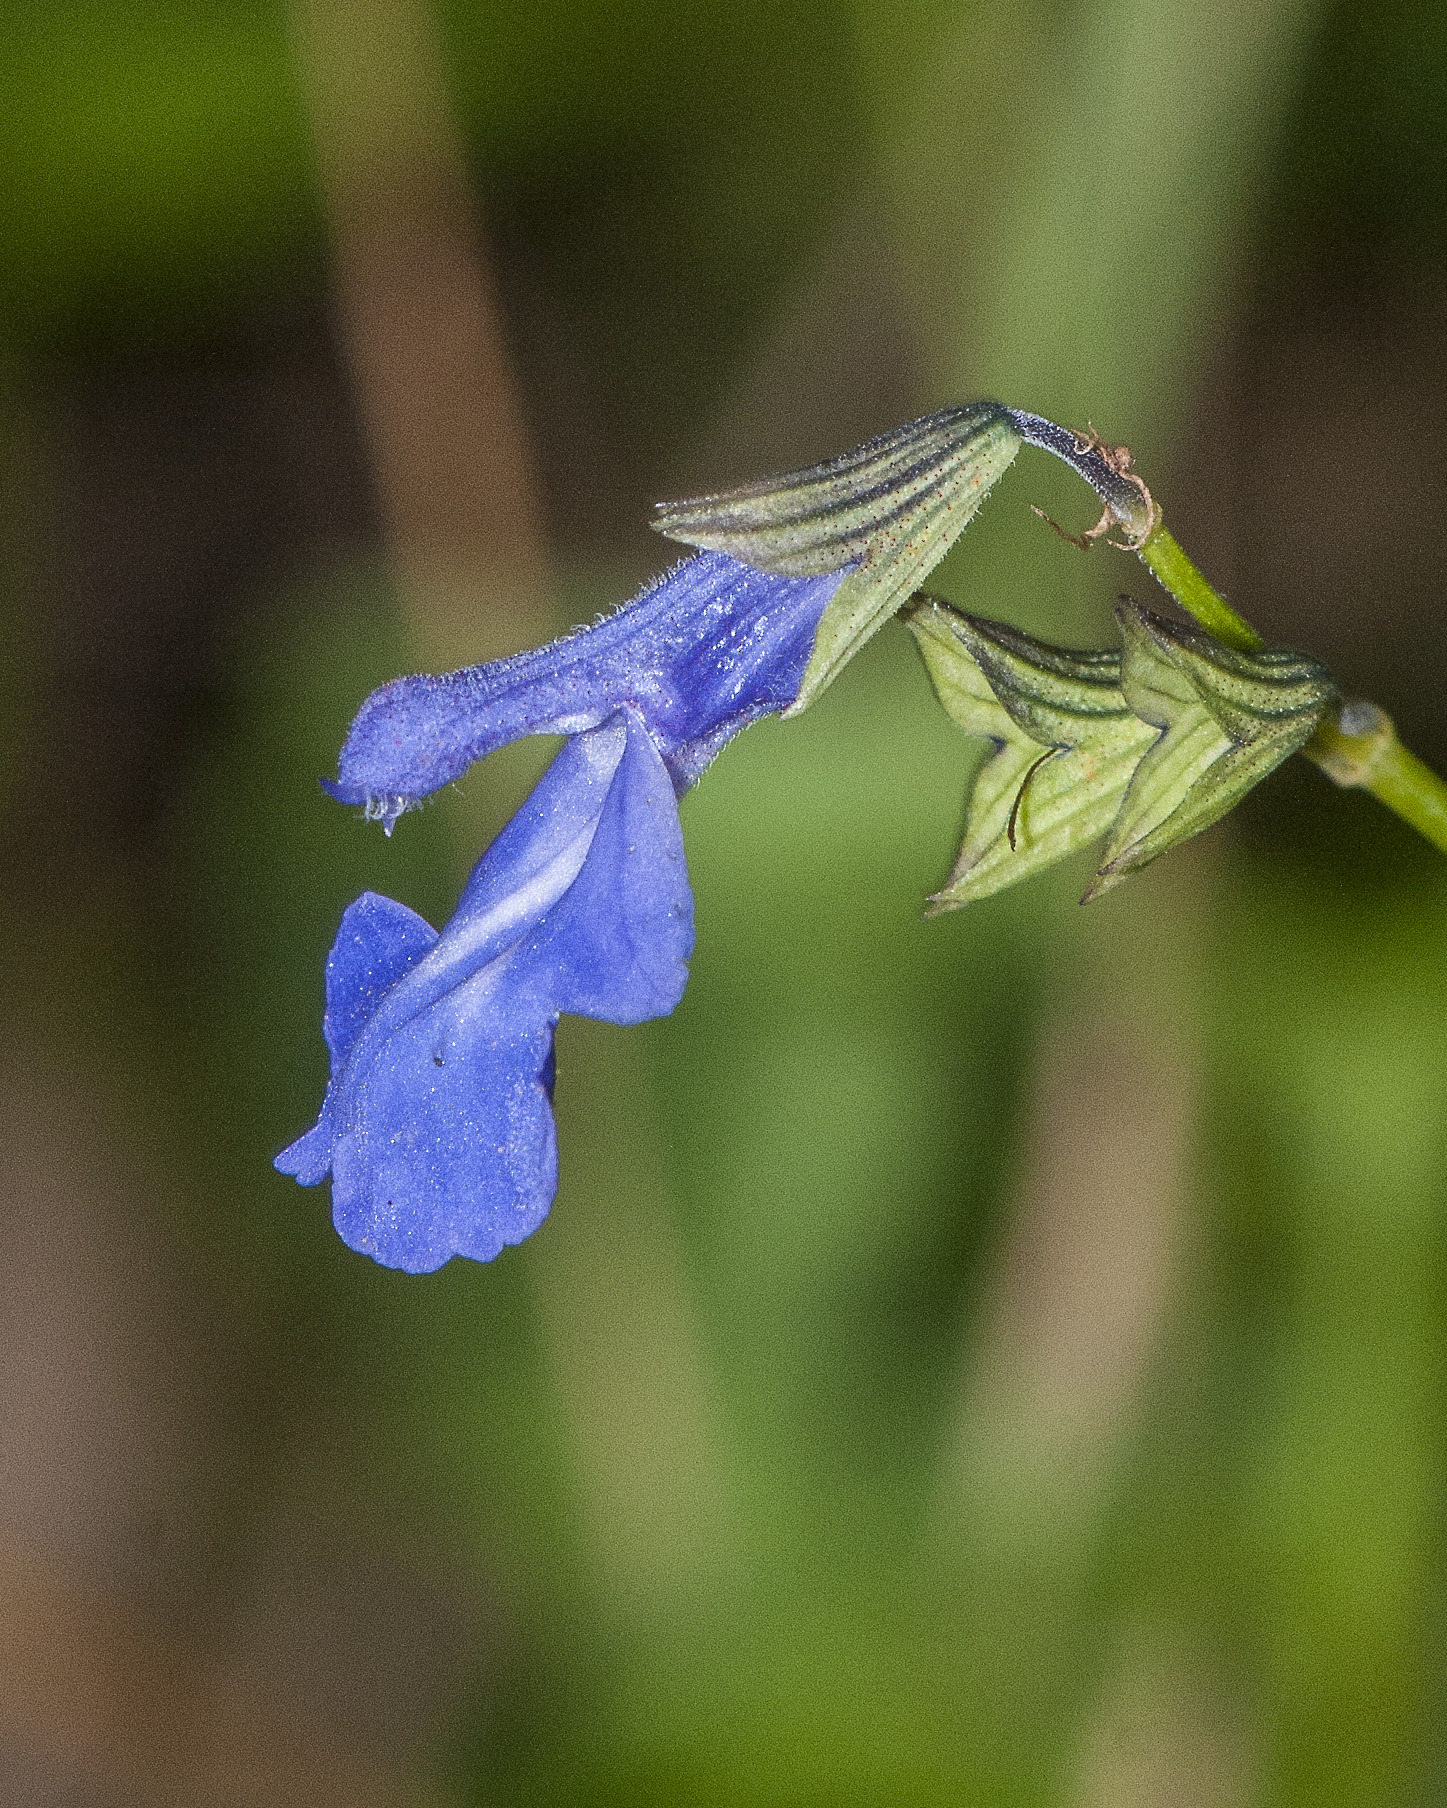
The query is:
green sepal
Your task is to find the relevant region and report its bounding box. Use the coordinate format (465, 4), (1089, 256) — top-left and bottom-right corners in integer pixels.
(905, 598), (1157, 909)
(653, 403), (1022, 713)
(1087, 600), (1338, 897)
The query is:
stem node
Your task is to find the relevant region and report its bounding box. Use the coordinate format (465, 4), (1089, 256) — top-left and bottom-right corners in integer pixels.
(1307, 702), (1396, 790)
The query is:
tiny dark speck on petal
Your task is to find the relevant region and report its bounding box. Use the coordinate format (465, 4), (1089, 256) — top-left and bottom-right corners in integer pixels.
(433, 1054), (444, 1066)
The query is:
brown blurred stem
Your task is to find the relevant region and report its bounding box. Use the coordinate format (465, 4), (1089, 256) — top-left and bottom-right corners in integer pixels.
(289, 0), (551, 666)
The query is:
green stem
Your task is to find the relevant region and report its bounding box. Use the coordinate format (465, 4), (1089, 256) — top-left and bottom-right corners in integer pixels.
(1136, 523), (1263, 652)
(1135, 518), (1447, 858)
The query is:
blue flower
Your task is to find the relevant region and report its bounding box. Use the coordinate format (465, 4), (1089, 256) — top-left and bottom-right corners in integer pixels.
(276, 709), (696, 1272)
(277, 552), (849, 1269)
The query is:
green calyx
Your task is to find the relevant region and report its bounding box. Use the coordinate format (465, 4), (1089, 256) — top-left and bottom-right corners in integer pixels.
(906, 599), (1156, 909)
(1089, 600), (1338, 896)
(650, 398), (1427, 893)
(907, 596), (1338, 907)
(653, 402), (1022, 712)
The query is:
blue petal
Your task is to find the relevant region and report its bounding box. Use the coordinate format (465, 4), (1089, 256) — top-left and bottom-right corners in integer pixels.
(276, 710), (693, 1272)
(273, 1114), (336, 1189)
(323, 550), (848, 829)
(323, 892), (438, 1075)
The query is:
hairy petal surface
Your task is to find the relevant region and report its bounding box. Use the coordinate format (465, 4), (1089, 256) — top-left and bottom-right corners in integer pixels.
(324, 551), (848, 831)
(276, 711), (694, 1271)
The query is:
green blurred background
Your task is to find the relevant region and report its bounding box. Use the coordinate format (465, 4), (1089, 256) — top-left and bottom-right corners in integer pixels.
(2, 0), (1446, 1803)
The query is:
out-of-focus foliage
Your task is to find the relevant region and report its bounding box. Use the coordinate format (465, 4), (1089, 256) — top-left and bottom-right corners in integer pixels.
(2, 0), (1447, 1805)
(1, 3), (315, 333)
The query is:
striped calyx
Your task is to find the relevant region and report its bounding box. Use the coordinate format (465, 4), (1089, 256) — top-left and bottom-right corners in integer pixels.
(654, 402), (1022, 710)
(1087, 601), (1338, 896)
(908, 597), (1338, 907)
(906, 599), (1156, 908)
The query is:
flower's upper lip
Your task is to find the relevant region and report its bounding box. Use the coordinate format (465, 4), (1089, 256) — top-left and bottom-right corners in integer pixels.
(323, 551), (850, 830)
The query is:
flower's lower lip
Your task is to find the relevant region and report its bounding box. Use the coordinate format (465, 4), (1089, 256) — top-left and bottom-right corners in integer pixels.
(280, 708), (694, 1270)
(340, 822), (599, 1085)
